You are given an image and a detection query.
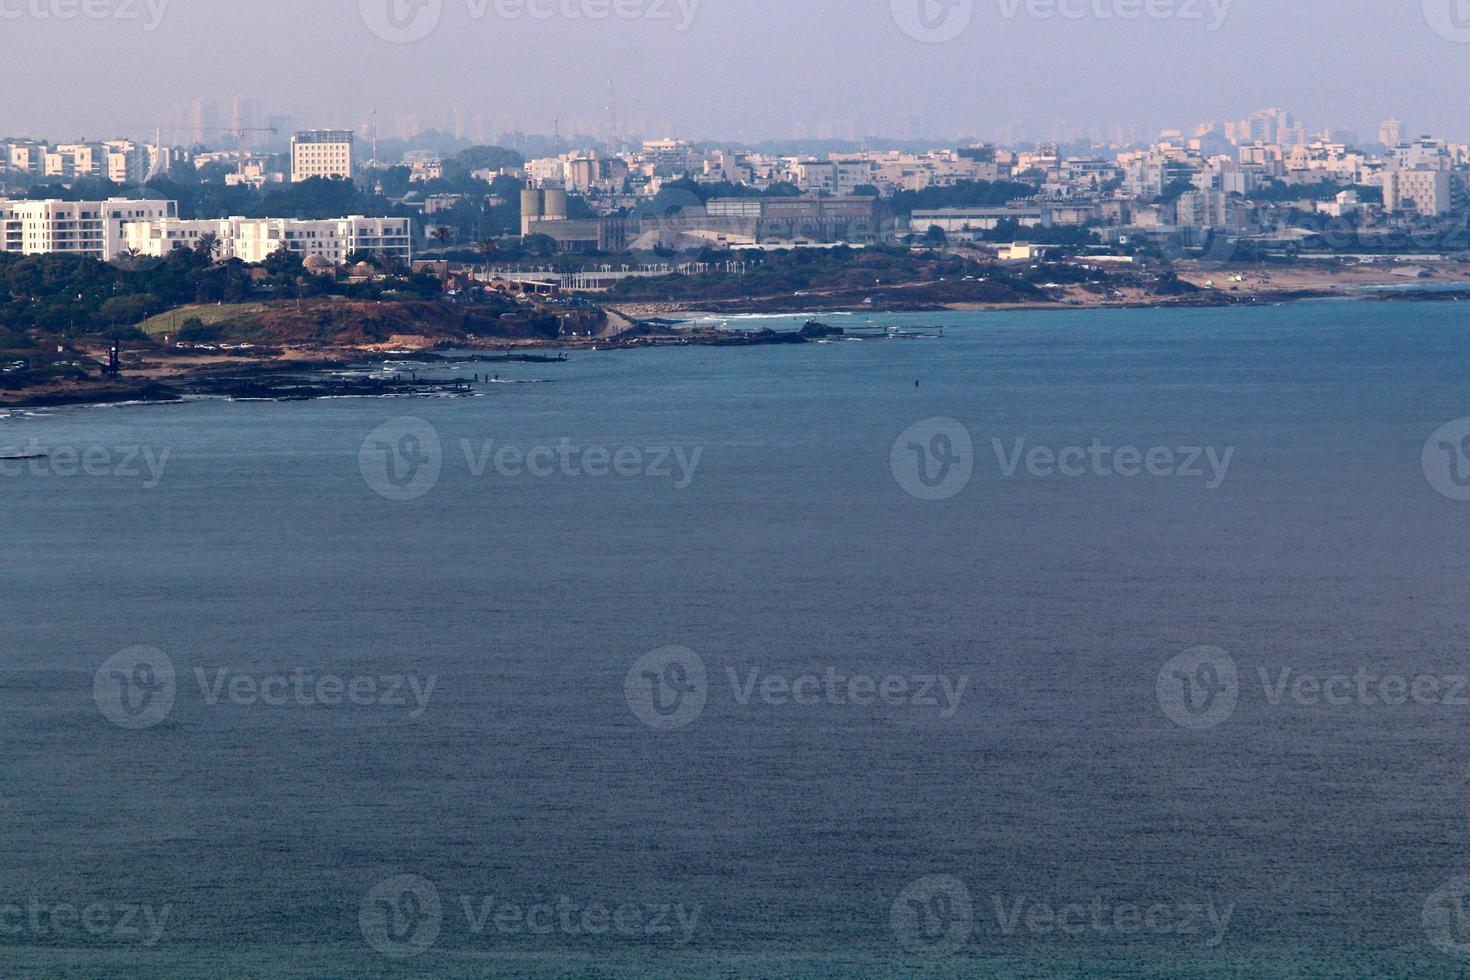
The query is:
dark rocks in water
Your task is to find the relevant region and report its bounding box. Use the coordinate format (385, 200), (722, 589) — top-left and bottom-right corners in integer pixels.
(184, 373), (472, 401)
(0, 381), (182, 409)
(707, 329), (808, 347)
(799, 320), (845, 339)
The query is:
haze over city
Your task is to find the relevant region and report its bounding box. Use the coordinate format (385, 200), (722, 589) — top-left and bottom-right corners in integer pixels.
(6, 0), (1470, 142)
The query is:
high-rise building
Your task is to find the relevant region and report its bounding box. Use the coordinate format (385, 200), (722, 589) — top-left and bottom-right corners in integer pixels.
(291, 130), (355, 182)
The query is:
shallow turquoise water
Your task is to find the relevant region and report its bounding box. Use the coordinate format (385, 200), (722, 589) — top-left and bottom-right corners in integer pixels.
(4, 301), (1470, 977)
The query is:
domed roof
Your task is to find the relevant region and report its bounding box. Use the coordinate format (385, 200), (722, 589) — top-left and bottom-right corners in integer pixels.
(351, 261), (376, 277)
(303, 254), (335, 273)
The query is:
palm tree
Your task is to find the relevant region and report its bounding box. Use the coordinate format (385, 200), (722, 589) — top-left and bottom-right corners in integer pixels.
(193, 233), (222, 262)
(478, 239), (498, 263)
(428, 226), (454, 249)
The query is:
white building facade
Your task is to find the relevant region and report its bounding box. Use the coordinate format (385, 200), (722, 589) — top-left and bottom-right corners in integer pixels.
(0, 198), (177, 261)
(291, 130), (355, 183)
(122, 215), (412, 264)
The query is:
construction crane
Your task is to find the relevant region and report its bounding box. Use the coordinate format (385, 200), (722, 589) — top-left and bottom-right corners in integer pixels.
(142, 125), (280, 176)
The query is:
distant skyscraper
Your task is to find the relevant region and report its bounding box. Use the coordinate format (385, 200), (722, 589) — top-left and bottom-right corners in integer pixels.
(184, 98), (218, 145)
(1379, 118), (1403, 147)
(231, 96), (265, 149)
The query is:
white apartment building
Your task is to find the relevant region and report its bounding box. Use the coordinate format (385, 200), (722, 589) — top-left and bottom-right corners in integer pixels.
(291, 130), (355, 182)
(0, 198), (177, 261)
(122, 215), (412, 264)
(1383, 169), (1453, 216)
(794, 160), (874, 196)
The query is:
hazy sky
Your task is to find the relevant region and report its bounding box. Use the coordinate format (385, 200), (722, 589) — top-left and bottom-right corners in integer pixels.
(4, 0), (1469, 144)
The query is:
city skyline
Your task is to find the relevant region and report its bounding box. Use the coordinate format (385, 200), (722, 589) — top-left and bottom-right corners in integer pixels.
(5, 0), (1470, 144)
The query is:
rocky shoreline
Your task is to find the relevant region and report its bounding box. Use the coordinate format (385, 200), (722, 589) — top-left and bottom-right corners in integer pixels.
(2, 283), (1458, 412)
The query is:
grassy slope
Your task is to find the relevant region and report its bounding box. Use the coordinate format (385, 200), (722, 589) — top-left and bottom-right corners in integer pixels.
(137, 304), (269, 337)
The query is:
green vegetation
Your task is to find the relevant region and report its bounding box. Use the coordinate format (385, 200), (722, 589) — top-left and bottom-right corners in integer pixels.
(0, 244), (444, 339)
(137, 303), (269, 337)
